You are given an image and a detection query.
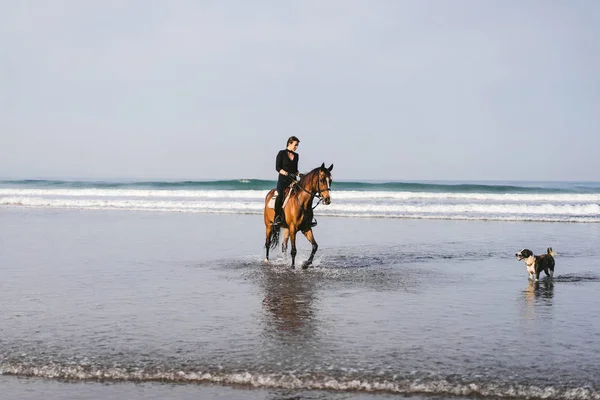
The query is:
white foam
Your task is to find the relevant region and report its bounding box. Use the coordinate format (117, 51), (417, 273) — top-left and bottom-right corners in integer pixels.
(2, 189), (599, 222)
(325, 202), (600, 215)
(332, 191), (600, 203)
(0, 188), (267, 199)
(0, 197), (262, 213)
(1, 364), (599, 399)
(3, 188), (600, 203)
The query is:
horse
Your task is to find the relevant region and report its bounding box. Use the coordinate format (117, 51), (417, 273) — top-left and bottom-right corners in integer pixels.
(263, 163), (333, 269)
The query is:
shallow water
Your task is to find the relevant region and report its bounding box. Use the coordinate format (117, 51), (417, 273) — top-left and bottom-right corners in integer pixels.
(1, 209), (600, 399)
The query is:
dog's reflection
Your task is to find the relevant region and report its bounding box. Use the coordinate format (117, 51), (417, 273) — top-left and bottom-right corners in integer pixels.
(521, 279), (554, 321)
(260, 270), (317, 338)
(523, 279), (554, 303)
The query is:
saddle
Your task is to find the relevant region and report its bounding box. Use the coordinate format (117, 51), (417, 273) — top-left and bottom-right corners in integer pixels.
(268, 186), (318, 227)
(267, 187), (292, 209)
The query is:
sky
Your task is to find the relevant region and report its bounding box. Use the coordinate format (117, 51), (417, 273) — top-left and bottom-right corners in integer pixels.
(1, 0), (599, 182)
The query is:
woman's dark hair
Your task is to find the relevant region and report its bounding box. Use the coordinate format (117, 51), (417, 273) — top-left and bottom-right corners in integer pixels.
(287, 136), (300, 145)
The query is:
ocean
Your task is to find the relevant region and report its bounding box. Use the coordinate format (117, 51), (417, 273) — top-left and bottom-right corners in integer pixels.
(2, 179), (600, 222)
(1, 179), (600, 400)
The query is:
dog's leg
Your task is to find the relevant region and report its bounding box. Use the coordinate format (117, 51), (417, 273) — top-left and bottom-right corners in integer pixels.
(549, 269), (554, 279)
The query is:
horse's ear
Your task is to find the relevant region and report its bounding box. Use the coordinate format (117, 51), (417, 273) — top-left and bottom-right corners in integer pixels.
(320, 162), (325, 170)
(328, 164), (334, 172)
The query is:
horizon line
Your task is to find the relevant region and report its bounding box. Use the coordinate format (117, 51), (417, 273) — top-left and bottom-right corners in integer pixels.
(1, 177), (599, 184)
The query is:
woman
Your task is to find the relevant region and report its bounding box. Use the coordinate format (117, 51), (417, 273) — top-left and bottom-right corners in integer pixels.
(273, 136), (300, 226)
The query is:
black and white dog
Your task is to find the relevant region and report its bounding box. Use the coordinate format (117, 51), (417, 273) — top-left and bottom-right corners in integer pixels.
(515, 247), (556, 281)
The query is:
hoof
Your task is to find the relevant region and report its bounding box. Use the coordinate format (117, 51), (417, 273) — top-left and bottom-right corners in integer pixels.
(302, 261), (311, 269)
(264, 259), (269, 263)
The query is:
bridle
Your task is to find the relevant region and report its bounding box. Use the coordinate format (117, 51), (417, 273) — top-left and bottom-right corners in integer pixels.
(292, 172), (331, 210)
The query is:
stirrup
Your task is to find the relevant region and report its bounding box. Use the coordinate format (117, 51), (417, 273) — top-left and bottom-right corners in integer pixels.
(310, 218), (317, 227)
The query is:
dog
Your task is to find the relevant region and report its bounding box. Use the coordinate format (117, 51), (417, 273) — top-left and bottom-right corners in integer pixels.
(515, 247), (556, 281)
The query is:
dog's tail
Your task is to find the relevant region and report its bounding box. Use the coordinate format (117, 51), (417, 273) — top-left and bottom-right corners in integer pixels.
(547, 247), (557, 257)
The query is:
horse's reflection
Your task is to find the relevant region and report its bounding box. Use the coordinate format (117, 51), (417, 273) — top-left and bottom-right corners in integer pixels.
(260, 270), (317, 338)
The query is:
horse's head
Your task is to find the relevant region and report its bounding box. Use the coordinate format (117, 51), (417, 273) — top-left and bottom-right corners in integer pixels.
(295, 163), (334, 205)
(316, 163), (334, 205)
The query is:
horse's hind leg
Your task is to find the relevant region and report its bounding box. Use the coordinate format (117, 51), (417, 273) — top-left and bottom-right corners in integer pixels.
(282, 229), (290, 256)
(264, 225), (271, 262)
(289, 228), (298, 269)
(301, 229), (318, 269)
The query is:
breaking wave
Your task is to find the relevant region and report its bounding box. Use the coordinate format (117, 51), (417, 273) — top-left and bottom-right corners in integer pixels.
(1, 363), (598, 400)
(2, 180), (600, 222)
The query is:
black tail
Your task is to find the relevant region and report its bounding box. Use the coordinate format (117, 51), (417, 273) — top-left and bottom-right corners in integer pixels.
(269, 226), (280, 250)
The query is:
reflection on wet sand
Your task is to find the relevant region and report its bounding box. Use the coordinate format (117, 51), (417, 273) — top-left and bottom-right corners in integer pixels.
(520, 279), (554, 321)
(523, 279), (554, 303)
(260, 269), (318, 339)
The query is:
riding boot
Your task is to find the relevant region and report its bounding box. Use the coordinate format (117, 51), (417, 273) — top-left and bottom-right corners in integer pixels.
(273, 208), (283, 226)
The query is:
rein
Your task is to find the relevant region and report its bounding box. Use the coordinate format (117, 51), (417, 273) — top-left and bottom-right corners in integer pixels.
(292, 173), (330, 210)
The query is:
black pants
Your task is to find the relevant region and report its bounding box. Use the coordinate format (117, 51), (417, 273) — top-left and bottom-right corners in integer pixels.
(274, 176), (292, 219)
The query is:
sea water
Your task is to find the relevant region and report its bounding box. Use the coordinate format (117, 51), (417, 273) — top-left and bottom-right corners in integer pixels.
(1, 179), (600, 399)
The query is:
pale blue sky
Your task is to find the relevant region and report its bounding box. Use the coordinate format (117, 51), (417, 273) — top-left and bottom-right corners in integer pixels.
(1, 0), (599, 181)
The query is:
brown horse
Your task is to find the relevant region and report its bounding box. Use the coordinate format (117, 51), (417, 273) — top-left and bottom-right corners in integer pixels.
(264, 163), (333, 269)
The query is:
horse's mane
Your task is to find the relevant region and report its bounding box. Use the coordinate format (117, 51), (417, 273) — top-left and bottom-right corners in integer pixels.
(293, 167), (321, 194)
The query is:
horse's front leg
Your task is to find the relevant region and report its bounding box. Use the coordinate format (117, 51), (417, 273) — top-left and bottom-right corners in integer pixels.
(289, 228), (297, 269)
(301, 229), (318, 269)
(282, 228), (290, 256)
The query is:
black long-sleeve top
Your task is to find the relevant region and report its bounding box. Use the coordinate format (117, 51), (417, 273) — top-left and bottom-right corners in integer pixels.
(275, 149), (299, 177)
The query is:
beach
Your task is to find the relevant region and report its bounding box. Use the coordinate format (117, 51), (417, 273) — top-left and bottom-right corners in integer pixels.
(2, 203), (600, 399)
(3, 1), (598, 396)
